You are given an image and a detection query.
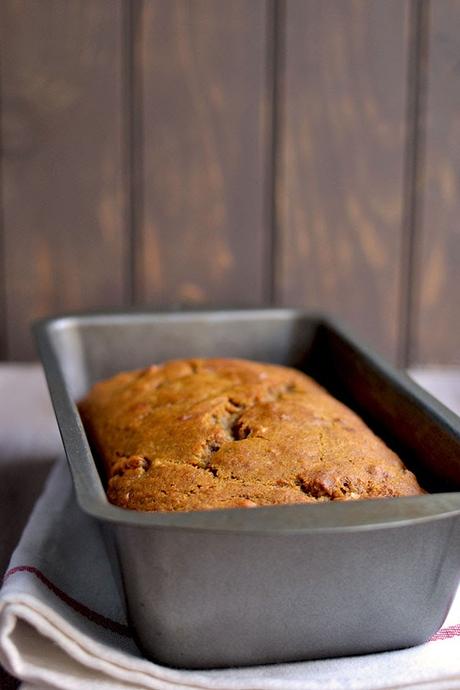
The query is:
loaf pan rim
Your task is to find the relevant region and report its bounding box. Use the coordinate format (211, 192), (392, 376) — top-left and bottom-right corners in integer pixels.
(33, 307), (460, 533)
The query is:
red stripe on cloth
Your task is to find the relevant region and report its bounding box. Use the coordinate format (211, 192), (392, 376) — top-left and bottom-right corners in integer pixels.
(2, 565), (132, 637)
(430, 624), (460, 642)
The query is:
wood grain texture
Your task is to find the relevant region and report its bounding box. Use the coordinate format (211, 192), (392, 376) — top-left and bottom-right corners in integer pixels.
(0, 0), (127, 360)
(0, 123), (5, 360)
(276, 0), (410, 362)
(413, 0), (460, 364)
(135, 0), (270, 307)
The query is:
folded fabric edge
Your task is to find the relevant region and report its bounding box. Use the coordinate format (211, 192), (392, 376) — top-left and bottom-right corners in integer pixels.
(0, 598), (212, 690)
(2, 565), (131, 638)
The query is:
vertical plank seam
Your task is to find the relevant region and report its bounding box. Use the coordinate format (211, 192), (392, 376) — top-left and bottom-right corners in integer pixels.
(125, 0), (144, 305)
(268, 0), (285, 305)
(399, 0), (430, 368)
(122, 0), (134, 306)
(0, 25), (6, 360)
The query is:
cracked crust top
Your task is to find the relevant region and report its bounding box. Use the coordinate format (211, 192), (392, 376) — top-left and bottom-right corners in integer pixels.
(78, 358), (425, 511)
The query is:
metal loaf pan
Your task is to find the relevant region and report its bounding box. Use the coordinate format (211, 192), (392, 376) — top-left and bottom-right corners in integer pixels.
(34, 309), (460, 669)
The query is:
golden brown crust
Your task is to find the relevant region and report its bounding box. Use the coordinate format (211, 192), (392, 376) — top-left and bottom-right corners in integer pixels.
(78, 358), (424, 511)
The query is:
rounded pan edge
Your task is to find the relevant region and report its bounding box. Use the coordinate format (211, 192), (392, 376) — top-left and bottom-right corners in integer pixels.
(33, 308), (460, 535)
(77, 486), (460, 535)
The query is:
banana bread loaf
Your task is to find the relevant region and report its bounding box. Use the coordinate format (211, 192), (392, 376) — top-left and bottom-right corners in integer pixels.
(78, 358), (424, 511)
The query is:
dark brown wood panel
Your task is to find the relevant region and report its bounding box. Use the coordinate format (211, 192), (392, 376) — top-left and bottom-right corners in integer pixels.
(413, 0), (460, 364)
(0, 135), (5, 360)
(0, 0), (127, 360)
(135, 0), (270, 307)
(276, 0), (410, 362)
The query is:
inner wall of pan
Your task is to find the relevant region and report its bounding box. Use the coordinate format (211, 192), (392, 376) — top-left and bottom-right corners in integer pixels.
(50, 312), (318, 399)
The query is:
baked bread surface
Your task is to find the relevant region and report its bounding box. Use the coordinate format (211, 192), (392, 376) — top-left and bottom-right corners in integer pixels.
(78, 358), (424, 511)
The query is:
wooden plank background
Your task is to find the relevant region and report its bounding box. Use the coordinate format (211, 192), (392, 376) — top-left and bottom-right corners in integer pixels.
(134, 0), (271, 308)
(413, 0), (460, 364)
(0, 0), (458, 364)
(0, 0), (128, 360)
(276, 0), (410, 362)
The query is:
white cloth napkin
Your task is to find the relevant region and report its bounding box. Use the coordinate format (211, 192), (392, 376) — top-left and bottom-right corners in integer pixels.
(0, 460), (459, 690)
